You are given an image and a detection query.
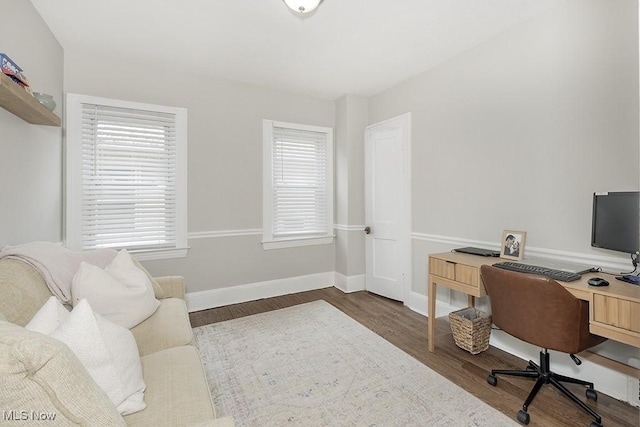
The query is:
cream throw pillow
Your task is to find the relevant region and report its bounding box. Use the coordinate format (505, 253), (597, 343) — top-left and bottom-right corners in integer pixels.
(26, 297), (146, 415)
(72, 249), (160, 329)
(1, 320), (126, 425)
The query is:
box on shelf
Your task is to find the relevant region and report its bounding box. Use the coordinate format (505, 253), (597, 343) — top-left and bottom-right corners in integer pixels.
(0, 53), (30, 91)
(0, 53), (22, 75)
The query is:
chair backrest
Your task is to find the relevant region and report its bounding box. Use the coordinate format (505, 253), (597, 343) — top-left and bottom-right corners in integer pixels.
(480, 265), (601, 354)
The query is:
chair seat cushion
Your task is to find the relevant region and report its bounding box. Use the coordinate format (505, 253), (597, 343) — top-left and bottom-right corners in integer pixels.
(130, 297), (193, 356)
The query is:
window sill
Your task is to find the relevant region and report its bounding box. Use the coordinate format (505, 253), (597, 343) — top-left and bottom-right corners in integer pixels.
(262, 235), (335, 250)
(130, 246), (190, 261)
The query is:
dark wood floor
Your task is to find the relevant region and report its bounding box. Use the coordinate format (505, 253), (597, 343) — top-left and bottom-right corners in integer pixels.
(190, 288), (639, 427)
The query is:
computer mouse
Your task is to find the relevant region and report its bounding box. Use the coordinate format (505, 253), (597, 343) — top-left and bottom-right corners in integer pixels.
(587, 277), (609, 287)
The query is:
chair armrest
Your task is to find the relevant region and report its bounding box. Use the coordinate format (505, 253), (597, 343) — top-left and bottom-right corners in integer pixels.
(153, 276), (185, 299)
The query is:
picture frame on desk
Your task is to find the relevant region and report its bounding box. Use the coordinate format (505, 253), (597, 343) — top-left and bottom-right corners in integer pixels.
(501, 230), (526, 260)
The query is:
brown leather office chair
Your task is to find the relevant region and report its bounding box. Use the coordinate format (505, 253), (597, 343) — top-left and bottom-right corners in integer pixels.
(480, 265), (606, 427)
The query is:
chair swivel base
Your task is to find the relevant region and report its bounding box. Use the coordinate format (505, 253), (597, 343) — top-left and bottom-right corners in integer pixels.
(487, 350), (602, 427)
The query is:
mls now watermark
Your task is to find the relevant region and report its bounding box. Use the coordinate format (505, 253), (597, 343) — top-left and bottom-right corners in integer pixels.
(3, 410), (57, 421)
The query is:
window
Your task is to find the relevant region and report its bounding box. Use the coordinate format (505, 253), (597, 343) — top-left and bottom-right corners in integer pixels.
(263, 120), (334, 249)
(66, 94), (187, 260)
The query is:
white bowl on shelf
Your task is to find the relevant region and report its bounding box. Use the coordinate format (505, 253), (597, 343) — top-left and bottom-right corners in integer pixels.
(33, 92), (56, 112)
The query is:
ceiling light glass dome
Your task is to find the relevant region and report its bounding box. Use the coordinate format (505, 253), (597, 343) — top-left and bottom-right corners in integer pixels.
(283, 0), (322, 14)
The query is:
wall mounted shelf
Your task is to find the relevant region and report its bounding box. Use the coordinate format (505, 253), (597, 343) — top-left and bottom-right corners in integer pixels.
(0, 72), (61, 126)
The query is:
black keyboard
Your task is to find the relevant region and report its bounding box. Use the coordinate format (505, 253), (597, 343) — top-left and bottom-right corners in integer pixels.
(616, 275), (640, 285)
(493, 261), (582, 282)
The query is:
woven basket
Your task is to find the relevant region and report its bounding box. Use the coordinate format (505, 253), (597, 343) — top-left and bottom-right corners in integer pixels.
(448, 307), (492, 355)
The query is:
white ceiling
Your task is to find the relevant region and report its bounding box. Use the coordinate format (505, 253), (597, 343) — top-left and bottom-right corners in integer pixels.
(31, 0), (561, 100)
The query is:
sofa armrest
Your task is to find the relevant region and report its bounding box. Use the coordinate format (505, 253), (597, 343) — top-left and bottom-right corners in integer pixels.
(153, 276), (185, 300)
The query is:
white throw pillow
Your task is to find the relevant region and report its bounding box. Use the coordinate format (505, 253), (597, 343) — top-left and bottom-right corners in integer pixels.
(25, 296), (70, 335)
(72, 249), (160, 328)
(26, 297), (146, 415)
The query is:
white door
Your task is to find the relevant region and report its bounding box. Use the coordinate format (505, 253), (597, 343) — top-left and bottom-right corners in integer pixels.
(364, 113), (411, 302)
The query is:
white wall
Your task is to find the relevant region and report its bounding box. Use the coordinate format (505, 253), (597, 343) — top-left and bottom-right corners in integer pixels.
(368, 0), (639, 403)
(63, 52), (335, 294)
(0, 0), (63, 246)
(2, 0), (637, 403)
(369, 0), (639, 297)
(334, 95), (367, 289)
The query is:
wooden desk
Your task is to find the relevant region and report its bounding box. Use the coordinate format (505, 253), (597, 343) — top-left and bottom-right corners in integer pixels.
(427, 251), (640, 373)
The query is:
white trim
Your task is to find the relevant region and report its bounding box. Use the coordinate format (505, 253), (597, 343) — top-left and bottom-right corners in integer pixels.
(405, 290), (457, 319)
(334, 272), (366, 293)
(628, 358), (640, 407)
(186, 272), (334, 312)
(412, 232), (632, 272)
(334, 224), (366, 232)
(411, 232), (496, 248)
(489, 330), (630, 403)
(132, 247), (189, 261)
(262, 119), (334, 250)
(188, 229), (262, 239)
(262, 235), (335, 250)
(65, 93), (188, 260)
(184, 269), (636, 404)
(263, 119), (275, 244)
(406, 288), (633, 404)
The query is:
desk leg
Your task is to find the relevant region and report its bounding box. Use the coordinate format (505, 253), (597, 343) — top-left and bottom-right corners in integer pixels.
(428, 275), (436, 352)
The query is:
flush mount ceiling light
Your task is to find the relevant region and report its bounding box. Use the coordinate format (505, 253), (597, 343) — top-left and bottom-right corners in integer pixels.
(283, 0), (323, 14)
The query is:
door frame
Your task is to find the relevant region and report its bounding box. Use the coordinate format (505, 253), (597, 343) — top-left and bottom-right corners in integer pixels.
(364, 112), (412, 302)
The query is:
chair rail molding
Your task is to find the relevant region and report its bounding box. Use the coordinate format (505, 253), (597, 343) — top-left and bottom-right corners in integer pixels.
(189, 226), (367, 239)
(412, 232), (632, 272)
(334, 224), (366, 232)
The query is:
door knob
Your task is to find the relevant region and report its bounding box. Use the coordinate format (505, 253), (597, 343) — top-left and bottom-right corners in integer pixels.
(364, 226), (371, 234)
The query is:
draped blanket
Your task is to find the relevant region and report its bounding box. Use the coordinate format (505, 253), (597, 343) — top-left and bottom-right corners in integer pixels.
(0, 241), (117, 303)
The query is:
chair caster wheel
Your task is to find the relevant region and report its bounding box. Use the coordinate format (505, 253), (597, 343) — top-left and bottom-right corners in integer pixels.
(586, 388), (598, 401)
(526, 365), (536, 372)
(487, 374), (497, 386)
(516, 410), (530, 425)
(590, 422), (603, 427)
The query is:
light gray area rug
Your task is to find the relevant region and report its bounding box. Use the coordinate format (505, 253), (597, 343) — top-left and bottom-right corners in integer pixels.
(193, 300), (517, 426)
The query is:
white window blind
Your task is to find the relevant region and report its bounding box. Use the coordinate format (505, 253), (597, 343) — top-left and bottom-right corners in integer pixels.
(66, 94), (188, 259)
(272, 126), (328, 237)
(263, 120), (334, 249)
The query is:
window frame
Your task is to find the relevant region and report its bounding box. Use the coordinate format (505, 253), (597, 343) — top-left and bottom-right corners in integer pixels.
(65, 93), (188, 261)
(262, 119), (334, 250)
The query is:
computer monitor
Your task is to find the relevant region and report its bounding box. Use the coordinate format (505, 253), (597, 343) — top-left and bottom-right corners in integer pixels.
(591, 191), (639, 255)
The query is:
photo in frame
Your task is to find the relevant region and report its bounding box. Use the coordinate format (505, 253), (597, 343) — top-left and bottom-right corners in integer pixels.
(501, 230), (526, 260)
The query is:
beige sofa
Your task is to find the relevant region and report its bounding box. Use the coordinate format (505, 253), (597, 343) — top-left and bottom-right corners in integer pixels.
(0, 258), (234, 426)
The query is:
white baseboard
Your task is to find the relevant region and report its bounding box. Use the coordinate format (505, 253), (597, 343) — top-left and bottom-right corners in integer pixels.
(334, 272), (366, 293)
(489, 330), (630, 403)
(186, 275), (634, 405)
(405, 290), (457, 318)
(186, 272), (333, 312)
(407, 290), (632, 404)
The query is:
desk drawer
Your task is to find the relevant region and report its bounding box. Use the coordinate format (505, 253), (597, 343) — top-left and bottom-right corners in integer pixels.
(429, 258), (478, 287)
(455, 264), (478, 287)
(429, 258), (455, 280)
(592, 295), (640, 333)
